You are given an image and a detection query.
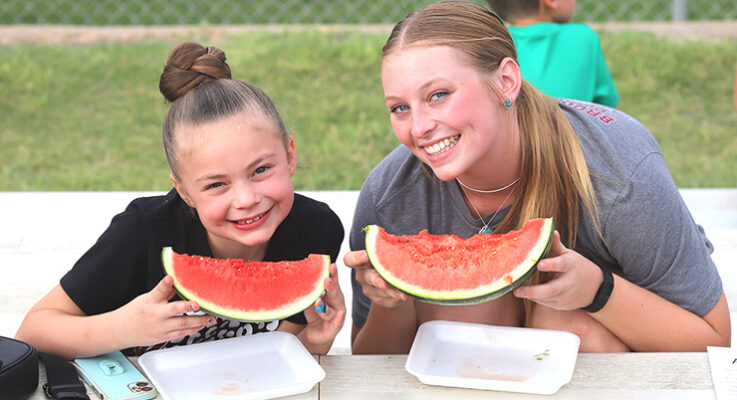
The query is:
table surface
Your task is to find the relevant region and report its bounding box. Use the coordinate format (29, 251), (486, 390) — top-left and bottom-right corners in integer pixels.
(27, 352), (715, 400)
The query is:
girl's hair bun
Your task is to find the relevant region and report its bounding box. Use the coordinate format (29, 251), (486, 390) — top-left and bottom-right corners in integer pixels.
(159, 42), (232, 103)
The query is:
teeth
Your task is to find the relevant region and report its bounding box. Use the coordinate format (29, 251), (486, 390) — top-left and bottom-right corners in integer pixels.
(235, 213), (263, 225)
(425, 135), (459, 156)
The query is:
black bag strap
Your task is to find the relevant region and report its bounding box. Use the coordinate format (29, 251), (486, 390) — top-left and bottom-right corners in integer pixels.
(39, 352), (89, 400)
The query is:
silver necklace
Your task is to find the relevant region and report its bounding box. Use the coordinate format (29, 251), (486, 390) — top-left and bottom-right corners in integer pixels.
(456, 177), (520, 194)
(458, 181), (518, 234)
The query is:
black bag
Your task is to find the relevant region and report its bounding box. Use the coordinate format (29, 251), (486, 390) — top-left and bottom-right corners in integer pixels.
(0, 336), (39, 400)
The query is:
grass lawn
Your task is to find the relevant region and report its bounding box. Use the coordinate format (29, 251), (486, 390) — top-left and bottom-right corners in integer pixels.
(1, 29), (736, 191)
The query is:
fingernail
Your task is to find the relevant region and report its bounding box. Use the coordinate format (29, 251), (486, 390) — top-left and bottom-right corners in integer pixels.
(314, 302), (326, 314)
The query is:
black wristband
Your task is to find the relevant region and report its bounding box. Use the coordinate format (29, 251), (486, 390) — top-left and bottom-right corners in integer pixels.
(581, 266), (614, 313)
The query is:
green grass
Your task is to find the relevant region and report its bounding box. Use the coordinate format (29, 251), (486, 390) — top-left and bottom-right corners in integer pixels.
(602, 32), (737, 187)
(1, 29), (736, 191)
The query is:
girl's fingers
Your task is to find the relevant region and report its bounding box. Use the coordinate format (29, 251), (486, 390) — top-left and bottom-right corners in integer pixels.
(167, 314), (213, 333)
(166, 300), (201, 316)
(316, 270), (346, 316)
(515, 280), (559, 302)
(371, 273), (388, 289)
(538, 257), (568, 273)
(344, 250), (370, 269)
(546, 231), (568, 257)
(149, 276), (177, 302)
(164, 325), (208, 341)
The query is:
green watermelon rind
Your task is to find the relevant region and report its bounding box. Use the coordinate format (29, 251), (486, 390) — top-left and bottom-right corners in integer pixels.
(364, 218), (554, 305)
(162, 247), (330, 322)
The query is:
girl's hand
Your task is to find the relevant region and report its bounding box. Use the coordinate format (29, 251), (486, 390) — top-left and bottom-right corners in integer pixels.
(112, 276), (214, 348)
(513, 231), (604, 311)
(301, 263), (346, 354)
(344, 250), (408, 309)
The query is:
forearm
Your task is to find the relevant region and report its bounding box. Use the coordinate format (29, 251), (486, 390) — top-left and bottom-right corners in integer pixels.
(16, 308), (126, 360)
(353, 300), (417, 354)
(592, 276), (731, 351)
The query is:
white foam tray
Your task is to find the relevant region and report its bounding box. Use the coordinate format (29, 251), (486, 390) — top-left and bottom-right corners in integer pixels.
(139, 332), (324, 400)
(405, 320), (580, 395)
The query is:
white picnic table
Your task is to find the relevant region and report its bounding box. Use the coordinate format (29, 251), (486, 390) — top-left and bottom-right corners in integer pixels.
(23, 352), (717, 399)
(2, 189), (736, 400)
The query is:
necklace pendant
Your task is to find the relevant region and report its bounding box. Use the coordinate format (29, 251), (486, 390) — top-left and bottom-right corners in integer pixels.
(479, 224), (490, 235)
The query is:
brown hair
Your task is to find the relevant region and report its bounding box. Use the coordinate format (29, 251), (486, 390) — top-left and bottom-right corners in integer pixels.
(485, 0), (541, 22)
(383, 0), (599, 248)
(159, 42), (288, 179)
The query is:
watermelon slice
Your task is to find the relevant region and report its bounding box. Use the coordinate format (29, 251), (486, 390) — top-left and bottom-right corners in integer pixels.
(364, 218), (554, 304)
(162, 247), (330, 321)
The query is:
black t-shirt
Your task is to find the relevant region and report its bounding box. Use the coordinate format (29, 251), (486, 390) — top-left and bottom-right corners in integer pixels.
(61, 189), (344, 354)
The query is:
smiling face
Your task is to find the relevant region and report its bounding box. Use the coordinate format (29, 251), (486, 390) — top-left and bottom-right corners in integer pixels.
(171, 111), (296, 259)
(382, 45), (519, 185)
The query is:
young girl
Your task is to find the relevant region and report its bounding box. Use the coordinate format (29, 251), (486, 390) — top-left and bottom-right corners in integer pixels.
(15, 42), (346, 359)
(345, 0), (730, 353)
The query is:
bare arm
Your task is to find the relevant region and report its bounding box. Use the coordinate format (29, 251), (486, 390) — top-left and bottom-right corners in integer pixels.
(515, 233), (731, 351)
(15, 278), (212, 360)
(344, 249), (417, 354)
(593, 277), (730, 351)
(353, 297), (417, 354)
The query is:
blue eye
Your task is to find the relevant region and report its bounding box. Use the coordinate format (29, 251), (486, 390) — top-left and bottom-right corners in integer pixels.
(254, 166), (269, 175)
(390, 104), (410, 113)
(430, 91), (448, 101)
(207, 182), (224, 190)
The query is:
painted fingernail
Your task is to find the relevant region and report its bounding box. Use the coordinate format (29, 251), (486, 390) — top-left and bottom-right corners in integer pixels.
(314, 302), (327, 314)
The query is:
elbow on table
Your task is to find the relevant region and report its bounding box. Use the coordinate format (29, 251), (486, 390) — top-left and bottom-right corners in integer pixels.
(695, 293), (731, 351)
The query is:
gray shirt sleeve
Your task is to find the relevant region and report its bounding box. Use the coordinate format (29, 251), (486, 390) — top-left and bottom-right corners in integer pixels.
(599, 152), (721, 316)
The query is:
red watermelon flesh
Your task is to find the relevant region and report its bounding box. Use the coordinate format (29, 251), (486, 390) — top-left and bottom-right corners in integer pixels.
(162, 248), (330, 321)
(365, 218), (553, 304)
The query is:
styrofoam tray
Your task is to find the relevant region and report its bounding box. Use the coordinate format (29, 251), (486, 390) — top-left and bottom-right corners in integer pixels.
(405, 320), (580, 395)
(138, 332), (324, 400)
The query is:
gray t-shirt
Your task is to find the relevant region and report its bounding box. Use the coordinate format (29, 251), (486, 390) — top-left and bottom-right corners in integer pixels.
(350, 98), (721, 327)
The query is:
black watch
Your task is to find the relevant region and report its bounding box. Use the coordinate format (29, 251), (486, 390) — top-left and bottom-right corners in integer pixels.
(581, 266), (614, 313)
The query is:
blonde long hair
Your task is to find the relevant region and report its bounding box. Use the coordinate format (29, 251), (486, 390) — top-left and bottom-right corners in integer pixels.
(383, 0), (599, 247)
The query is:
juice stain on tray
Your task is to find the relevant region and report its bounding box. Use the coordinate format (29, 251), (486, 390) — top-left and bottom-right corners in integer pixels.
(455, 355), (539, 382)
(212, 379), (256, 396)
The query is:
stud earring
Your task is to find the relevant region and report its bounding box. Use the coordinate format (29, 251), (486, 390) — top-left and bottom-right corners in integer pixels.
(503, 98), (512, 110)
